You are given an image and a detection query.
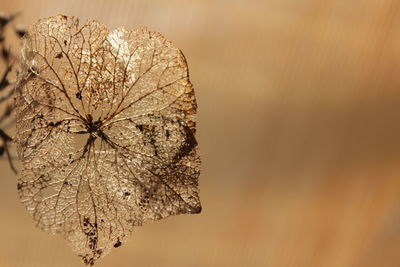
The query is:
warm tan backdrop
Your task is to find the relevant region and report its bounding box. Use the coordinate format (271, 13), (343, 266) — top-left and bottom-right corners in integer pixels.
(1, 0), (400, 266)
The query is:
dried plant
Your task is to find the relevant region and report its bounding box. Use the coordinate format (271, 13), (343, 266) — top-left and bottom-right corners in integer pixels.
(0, 12), (23, 174)
(14, 15), (201, 265)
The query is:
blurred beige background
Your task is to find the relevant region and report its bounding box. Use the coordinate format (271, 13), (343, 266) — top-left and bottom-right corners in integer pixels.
(1, 0), (400, 266)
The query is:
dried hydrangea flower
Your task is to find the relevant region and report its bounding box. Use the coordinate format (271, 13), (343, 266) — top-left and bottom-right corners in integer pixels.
(15, 15), (201, 265)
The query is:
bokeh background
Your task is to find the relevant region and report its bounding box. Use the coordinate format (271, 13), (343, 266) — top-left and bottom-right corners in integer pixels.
(1, 0), (400, 266)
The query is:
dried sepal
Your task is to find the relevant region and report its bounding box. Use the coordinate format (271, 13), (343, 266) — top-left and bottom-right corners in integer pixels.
(15, 15), (201, 265)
